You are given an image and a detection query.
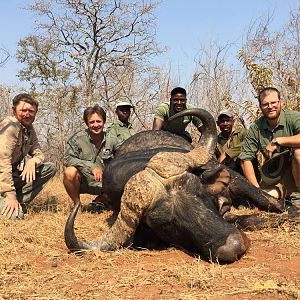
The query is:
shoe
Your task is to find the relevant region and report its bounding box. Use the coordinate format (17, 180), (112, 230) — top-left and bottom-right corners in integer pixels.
(288, 189), (300, 209)
(81, 194), (110, 213)
(82, 200), (106, 213)
(286, 205), (300, 217)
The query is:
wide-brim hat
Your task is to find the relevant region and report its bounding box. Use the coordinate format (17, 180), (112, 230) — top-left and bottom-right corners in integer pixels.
(260, 149), (291, 185)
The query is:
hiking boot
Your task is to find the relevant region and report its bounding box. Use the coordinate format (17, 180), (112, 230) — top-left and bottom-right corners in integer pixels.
(286, 205), (300, 218)
(81, 194), (111, 213)
(82, 200), (106, 213)
(288, 189), (300, 209)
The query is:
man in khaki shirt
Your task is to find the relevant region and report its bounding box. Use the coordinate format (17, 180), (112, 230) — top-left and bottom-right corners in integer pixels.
(103, 101), (136, 161)
(215, 110), (247, 174)
(0, 93), (56, 220)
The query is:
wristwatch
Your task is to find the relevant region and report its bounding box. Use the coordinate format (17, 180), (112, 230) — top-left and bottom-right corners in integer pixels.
(271, 138), (280, 146)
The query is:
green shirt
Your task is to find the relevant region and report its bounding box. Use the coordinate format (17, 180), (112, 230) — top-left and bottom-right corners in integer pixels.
(64, 129), (106, 171)
(154, 102), (203, 137)
(215, 128), (248, 161)
(103, 120), (135, 159)
(239, 109), (300, 161)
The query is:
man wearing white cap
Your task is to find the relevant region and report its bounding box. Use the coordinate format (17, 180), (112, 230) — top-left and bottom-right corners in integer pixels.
(103, 100), (136, 161)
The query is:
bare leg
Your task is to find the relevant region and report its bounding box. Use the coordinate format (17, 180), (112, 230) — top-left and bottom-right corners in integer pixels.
(63, 166), (81, 205)
(292, 148), (300, 188)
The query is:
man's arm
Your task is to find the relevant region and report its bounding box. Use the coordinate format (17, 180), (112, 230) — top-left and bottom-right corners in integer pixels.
(22, 128), (45, 183)
(241, 160), (260, 188)
(103, 127), (118, 160)
(192, 116), (203, 134)
(152, 103), (168, 130)
(152, 117), (164, 130)
(272, 134), (300, 148)
(63, 135), (98, 170)
(0, 118), (23, 217)
(238, 125), (260, 187)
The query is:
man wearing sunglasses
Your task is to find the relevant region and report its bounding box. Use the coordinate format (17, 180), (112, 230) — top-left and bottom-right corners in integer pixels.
(239, 87), (300, 208)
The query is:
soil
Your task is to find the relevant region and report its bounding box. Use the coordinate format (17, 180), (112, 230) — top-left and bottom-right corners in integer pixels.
(0, 182), (299, 300)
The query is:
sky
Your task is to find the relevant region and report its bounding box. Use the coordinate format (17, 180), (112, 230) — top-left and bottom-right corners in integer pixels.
(1, 0), (300, 88)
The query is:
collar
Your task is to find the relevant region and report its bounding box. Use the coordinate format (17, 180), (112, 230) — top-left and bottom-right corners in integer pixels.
(115, 119), (132, 128)
(169, 103), (188, 116)
(218, 129), (238, 139)
(86, 129), (105, 143)
(11, 116), (33, 134)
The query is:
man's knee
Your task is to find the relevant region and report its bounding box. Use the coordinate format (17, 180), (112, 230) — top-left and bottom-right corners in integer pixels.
(42, 162), (57, 178)
(293, 148), (300, 164)
(63, 166), (80, 183)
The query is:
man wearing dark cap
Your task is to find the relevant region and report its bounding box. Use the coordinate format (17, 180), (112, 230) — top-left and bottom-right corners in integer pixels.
(239, 87), (300, 208)
(103, 100), (136, 161)
(215, 110), (247, 173)
(152, 87), (202, 142)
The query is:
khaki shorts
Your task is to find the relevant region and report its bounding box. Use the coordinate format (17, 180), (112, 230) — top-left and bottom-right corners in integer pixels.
(260, 163), (296, 199)
(78, 166), (102, 195)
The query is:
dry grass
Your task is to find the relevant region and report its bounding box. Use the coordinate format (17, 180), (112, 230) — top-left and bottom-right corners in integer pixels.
(0, 176), (300, 300)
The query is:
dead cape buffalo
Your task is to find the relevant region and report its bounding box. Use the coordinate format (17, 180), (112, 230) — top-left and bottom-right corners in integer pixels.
(65, 109), (285, 263)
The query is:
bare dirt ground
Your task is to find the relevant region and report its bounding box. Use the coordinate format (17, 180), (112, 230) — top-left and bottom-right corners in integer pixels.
(1, 177), (300, 300)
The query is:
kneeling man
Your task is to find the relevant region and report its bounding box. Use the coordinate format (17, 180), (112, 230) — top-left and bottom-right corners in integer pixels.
(0, 93), (56, 220)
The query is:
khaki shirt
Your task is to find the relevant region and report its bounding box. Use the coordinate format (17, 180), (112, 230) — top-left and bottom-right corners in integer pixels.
(215, 128), (248, 161)
(239, 109), (300, 161)
(103, 120), (135, 159)
(154, 102), (202, 137)
(64, 129), (106, 171)
(0, 116), (45, 198)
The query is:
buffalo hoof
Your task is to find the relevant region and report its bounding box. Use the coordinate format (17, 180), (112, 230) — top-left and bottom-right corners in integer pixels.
(215, 231), (250, 263)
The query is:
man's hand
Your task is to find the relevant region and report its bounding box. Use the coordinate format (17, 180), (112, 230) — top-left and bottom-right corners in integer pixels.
(218, 152), (227, 164)
(92, 166), (103, 182)
(1, 195), (22, 219)
(21, 158), (36, 183)
(266, 142), (278, 159)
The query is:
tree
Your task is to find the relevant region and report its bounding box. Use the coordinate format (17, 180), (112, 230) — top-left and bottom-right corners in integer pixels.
(0, 47), (9, 67)
(18, 0), (162, 105)
(0, 85), (13, 119)
(189, 41), (251, 128)
(240, 7), (300, 109)
(16, 0), (164, 168)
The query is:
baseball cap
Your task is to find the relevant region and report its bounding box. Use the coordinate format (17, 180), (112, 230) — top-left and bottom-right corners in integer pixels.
(116, 101), (133, 108)
(218, 110), (234, 119)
